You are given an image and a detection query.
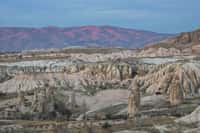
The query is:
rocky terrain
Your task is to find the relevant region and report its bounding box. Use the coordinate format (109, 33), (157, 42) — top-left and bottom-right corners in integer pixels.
(147, 27), (200, 50)
(172, 28), (200, 45)
(0, 46), (199, 132)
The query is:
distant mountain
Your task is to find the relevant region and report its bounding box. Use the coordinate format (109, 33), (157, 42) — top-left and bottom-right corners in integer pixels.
(0, 25), (173, 51)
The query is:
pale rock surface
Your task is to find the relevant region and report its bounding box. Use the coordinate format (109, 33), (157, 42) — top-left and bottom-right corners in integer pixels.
(176, 106), (200, 124)
(114, 130), (148, 133)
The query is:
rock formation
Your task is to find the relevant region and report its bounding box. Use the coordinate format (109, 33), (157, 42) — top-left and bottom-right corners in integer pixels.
(135, 62), (200, 97)
(17, 85), (25, 107)
(84, 62), (134, 81)
(173, 28), (200, 44)
(0, 66), (11, 83)
(169, 75), (184, 106)
(0, 47), (193, 63)
(128, 80), (140, 118)
(0, 61), (136, 94)
(29, 83), (72, 120)
(69, 91), (77, 111)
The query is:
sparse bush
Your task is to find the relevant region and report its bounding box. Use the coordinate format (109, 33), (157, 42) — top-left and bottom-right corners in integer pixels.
(21, 112), (31, 120)
(105, 113), (112, 120)
(102, 122), (112, 129)
(87, 127), (93, 133)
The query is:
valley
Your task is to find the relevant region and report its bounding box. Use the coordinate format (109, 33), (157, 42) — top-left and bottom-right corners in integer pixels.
(0, 44), (200, 132)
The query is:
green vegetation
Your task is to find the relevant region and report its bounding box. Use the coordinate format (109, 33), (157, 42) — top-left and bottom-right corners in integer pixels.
(102, 122), (112, 129)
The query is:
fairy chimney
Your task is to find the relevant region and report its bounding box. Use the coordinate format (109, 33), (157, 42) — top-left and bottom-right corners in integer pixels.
(17, 84), (25, 106)
(128, 80), (140, 118)
(169, 75), (184, 106)
(18, 91), (25, 106)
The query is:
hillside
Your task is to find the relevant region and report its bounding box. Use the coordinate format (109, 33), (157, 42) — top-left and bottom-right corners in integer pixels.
(172, 28), (200, 44)
(146, 28), (200, 50)
(0, 25), (172, 51)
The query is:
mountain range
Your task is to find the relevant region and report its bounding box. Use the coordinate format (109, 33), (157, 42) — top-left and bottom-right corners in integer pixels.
(0, 25), (172, 51)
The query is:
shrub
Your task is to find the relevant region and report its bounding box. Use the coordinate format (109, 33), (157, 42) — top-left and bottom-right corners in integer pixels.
(102, 122), (112, 129)
(105, 113), (112, 120)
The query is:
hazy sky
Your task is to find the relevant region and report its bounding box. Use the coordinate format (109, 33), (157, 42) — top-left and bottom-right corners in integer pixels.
(0, 0), (199, 33)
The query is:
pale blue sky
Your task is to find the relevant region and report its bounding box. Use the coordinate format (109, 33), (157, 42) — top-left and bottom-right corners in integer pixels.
(0, 0), (199, 33)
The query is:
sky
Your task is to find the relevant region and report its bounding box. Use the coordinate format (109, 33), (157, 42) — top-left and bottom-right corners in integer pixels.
(0, 0), (199, 33)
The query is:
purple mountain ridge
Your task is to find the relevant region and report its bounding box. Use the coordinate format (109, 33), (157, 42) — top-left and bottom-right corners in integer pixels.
(0, 25), (173, 51)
